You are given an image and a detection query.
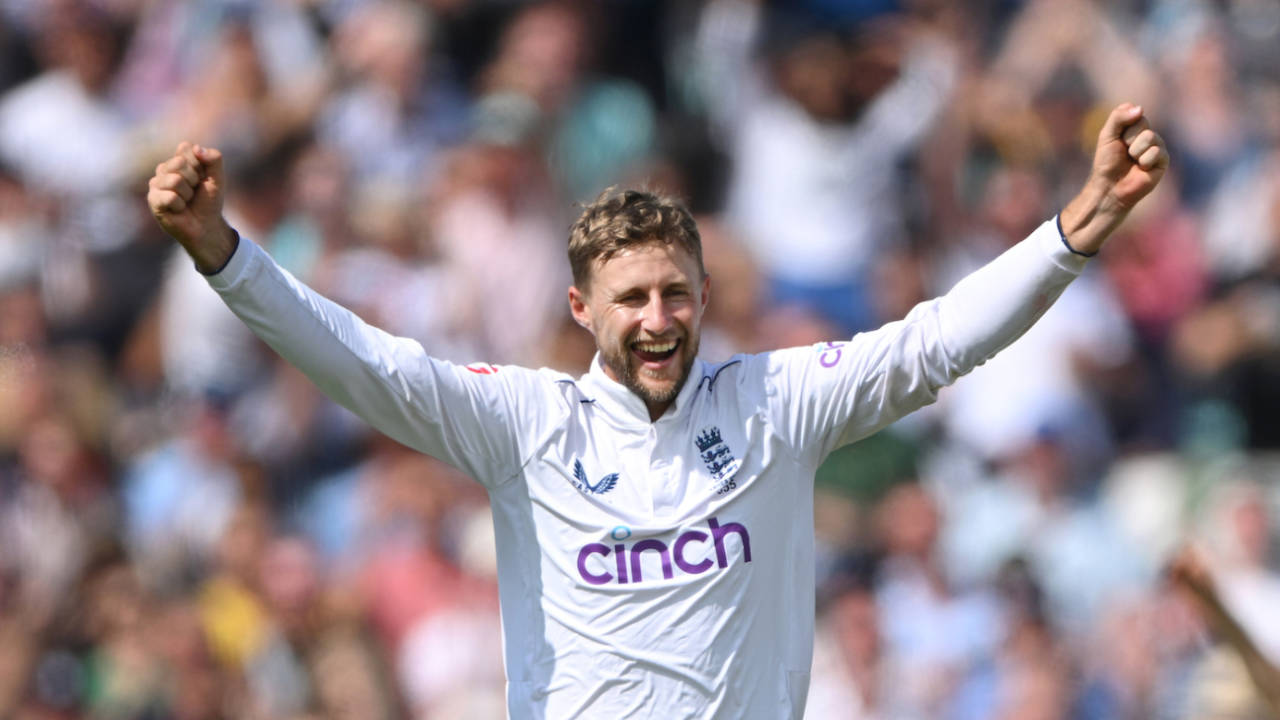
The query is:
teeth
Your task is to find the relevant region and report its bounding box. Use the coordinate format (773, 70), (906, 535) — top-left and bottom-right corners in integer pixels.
(634, 340), (677, 353)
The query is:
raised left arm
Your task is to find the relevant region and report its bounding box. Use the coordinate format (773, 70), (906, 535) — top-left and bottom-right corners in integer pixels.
(763, 103), (1168, 458)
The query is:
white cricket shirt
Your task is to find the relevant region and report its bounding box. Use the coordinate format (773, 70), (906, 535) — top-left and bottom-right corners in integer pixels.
(206, 219), (1087, 719)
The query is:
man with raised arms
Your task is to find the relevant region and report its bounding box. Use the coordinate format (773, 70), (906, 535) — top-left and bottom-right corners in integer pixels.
(148, 103), (1167, 718)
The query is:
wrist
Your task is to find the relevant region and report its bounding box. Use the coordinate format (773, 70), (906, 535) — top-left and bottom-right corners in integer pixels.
(1055, 214), (1096, 257)
(1059, 178), (1129, 255)
(192, 219), (239, 275)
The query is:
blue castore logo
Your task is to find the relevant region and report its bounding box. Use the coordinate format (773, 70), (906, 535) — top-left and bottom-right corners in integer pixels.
(571, 459), (618, 495)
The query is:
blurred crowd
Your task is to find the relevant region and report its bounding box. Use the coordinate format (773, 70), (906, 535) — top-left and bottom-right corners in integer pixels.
(1, 0), (1280, 718)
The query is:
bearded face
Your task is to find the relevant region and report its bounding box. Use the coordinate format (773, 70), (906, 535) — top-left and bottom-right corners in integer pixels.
(569, 243), (709, 419)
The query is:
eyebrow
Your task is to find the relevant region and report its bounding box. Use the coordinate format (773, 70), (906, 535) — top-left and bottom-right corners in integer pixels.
(609, 280), (691, 300)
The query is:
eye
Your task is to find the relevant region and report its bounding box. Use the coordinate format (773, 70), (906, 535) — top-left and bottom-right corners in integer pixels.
(616, 292), (646, 306)
(664, 287), (691, 300)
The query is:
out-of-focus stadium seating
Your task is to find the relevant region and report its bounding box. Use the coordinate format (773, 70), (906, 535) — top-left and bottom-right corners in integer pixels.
(2, 0), (1280, 717)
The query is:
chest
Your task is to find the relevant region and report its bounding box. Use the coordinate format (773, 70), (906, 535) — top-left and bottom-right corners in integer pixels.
(500, 390), (813, 592)
(527, 400), (783, 531)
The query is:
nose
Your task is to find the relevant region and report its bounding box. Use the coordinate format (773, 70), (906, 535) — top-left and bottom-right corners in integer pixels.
(640, 292), (673, 334)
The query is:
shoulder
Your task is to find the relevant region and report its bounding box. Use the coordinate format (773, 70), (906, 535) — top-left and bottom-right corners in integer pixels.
(472, 363), (573, 389)
(445, 362), (576, 412)
(708, 343), (846, 379)
(692, 356), (750, 393)
(686, 354), (791, 406)
(526, 365), (594, 406)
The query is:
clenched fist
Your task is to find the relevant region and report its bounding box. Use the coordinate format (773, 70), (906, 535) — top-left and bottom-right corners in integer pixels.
(1060, 103), (1171, 255)
(147, 141), (237, 273)
(1092, 103), (1170, 209)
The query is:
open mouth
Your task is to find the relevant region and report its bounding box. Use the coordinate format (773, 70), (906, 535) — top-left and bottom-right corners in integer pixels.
(631, 338), (680, 364)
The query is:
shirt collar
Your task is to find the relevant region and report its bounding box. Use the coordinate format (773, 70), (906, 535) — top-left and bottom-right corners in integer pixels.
(583, 353), (705, 425)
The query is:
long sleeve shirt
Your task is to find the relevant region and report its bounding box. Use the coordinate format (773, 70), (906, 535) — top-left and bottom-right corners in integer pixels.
(205, 218), (1087, 719)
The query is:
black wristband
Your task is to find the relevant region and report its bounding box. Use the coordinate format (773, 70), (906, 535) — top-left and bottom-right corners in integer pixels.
(1056, 214), (1097, 258)
(198, 228), (241, 276)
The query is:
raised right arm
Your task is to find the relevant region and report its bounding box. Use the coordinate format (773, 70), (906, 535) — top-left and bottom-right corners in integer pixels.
(147, 143), (561, 484)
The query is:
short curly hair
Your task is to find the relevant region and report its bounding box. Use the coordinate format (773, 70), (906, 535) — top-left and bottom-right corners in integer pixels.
(568, 187), (705, 289)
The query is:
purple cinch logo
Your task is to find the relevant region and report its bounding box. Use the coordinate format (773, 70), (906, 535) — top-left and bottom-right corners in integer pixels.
(576, 517), (752, 586)
(818, 341), (845, 368)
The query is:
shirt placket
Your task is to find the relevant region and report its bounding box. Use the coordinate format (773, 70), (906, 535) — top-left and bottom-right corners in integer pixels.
(649, 423), (687, 518)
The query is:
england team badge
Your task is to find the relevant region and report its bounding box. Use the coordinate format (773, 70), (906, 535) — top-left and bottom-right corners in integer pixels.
(695, 426), (740, 495)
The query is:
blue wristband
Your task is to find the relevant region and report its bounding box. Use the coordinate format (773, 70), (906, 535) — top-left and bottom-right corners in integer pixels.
(1056, 214), (1097, 258)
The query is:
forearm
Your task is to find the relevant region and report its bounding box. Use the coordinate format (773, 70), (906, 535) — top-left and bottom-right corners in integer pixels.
(201, 234), (538, 484)
(859, 32), (958, 154)
(203, 234), (435, 452)
(934, 217), (1088, 373)
(185, 217), (240, 275)
(1198, 589), (1280, 715)
(1228, 631), (1280, 716)
(814, 217), (1087, 450)
(1057, 177), (1130, 255)
(694, 0), (764, 138)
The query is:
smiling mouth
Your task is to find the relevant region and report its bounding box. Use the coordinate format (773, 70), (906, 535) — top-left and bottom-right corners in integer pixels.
(631, 339), (679, 364)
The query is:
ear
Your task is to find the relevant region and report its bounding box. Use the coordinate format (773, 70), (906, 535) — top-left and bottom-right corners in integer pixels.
(699, 273), (711, 314)
(568, 285), (593, 332)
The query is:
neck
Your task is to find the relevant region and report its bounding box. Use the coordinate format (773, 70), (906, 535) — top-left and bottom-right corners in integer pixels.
(645, 400), (672, 422)
(597, 357), (682, 422)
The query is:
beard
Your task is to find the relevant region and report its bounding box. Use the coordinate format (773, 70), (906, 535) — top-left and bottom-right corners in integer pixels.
(599, 330), (700, 407)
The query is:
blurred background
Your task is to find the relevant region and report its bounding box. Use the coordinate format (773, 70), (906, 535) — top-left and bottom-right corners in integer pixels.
(1, 0), (1280, 717)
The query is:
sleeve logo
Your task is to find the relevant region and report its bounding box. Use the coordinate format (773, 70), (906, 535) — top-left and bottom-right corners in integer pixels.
(465, 362), (500, 375)
(818, 341), (845, 368)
